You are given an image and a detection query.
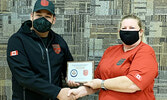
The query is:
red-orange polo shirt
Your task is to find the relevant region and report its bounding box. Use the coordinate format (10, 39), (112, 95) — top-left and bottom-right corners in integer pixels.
(95, 42), (158, 100)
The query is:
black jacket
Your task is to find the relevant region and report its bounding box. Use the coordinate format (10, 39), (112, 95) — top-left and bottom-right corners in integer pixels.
(7, 20), (73, 100)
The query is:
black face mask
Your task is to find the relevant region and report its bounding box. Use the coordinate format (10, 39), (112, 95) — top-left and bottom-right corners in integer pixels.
(119, 30), (139, 45)
(33, 17), (52, 33)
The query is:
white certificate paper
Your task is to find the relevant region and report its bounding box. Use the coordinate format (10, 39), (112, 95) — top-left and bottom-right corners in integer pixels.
(67, 61), (94, 83)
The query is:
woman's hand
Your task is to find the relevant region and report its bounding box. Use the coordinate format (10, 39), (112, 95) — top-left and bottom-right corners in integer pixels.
(84, 79), (102, 89)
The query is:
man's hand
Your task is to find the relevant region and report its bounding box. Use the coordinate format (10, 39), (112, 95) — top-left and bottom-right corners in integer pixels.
(57, 88), (75, 100)
(67, 80), (80, 87)
(84, 79), (102, 89)
(66, 77), (80, 87)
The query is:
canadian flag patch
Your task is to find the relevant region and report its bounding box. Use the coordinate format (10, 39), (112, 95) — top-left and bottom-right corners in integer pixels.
(135, 74), (142, 81)
(10, 50), (18, 56)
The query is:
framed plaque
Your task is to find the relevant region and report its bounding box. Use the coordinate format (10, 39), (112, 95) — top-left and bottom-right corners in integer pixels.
(67, 61), (94, 83)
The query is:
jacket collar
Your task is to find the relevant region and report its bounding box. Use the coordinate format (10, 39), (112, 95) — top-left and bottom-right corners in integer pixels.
(19, 20), (55, 40)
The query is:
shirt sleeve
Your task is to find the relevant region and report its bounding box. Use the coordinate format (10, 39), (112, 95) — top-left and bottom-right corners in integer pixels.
(7, 35), (61, 99)
(126, 46), (158, 90)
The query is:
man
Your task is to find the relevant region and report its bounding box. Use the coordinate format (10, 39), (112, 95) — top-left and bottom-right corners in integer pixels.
(7, 0), (74, 100)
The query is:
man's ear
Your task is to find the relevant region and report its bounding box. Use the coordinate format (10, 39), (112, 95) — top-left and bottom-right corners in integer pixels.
(52, 16), (56, 24)
(30, 13), (34, 21)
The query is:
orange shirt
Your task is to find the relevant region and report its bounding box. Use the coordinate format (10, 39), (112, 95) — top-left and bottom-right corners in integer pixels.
(95, 42), (158, 100)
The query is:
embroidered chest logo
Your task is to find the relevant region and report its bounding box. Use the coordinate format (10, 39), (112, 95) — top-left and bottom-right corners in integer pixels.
(116, 58), (126, 65)
(52, 44), (61, 54)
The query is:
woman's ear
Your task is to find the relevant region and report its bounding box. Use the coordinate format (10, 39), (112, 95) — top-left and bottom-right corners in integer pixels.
(139, 29), (143, 36)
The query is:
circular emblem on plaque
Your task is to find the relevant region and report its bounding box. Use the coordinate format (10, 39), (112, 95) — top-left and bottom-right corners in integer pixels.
(70, 69), (78, 77)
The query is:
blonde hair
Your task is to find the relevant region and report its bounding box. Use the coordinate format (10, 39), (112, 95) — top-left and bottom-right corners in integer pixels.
(120, 15), (142, 29)
(120, 15), (147, 43)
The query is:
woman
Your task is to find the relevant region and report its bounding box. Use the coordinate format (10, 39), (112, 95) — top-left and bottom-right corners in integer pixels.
(68, 15), (158, 100)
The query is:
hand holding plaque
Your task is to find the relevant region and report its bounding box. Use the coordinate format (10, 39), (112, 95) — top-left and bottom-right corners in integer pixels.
(67, 61), (94, 83)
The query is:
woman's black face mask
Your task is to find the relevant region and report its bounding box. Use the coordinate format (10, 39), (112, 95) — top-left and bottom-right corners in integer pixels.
(119, 30), (140, 45)
(33, 17), (52, 33)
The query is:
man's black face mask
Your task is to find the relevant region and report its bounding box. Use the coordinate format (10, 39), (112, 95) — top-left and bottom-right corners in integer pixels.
(33, 17), (52, 33)
(119, 30), (140, 45)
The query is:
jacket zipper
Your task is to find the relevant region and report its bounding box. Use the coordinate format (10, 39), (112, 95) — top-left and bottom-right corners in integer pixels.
(37, 38), (52, 100)
(37, 42), (52, 84)
(45, 37), (53, 100)
(46, 48), (52, 83)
